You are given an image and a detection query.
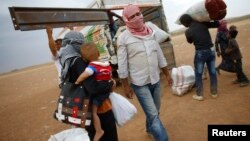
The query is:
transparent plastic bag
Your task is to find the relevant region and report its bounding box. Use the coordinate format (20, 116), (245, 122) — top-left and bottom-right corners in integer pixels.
(109, 92), (137, 127)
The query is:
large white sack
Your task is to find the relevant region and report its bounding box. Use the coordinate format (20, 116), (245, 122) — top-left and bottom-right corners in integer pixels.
(146, 22), (170, 43)
(176, 1), (210, 25)
(48, 128), (90, 141)
(171, 65), (195, 96)
(109, 92), (137, 127)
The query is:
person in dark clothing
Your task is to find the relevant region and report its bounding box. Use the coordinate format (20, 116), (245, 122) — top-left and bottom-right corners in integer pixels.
(215, 20), (236, 74)
(107, 10), (123, 39)
(59, 31), (118, 141)
(180, 14), (219, 101)
(226, 26), (249, 87)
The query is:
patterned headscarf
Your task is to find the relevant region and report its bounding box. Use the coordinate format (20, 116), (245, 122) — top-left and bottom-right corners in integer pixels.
(59, 31), (84, 81)
(122, 4), (152, 36)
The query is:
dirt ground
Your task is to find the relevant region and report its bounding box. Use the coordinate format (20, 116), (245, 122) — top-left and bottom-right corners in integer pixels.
(0, 19), (249, 141)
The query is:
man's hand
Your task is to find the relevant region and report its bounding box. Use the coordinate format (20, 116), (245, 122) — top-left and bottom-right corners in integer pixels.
(46, 26), (57, 57)
(167, 77), (173, 86)
(46, 26), (53, 36)
(161, 66), (173, 86)
(120, 78), (134, 99)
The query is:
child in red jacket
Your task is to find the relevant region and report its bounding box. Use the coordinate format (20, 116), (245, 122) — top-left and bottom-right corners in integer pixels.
(75, 42), (113, 141)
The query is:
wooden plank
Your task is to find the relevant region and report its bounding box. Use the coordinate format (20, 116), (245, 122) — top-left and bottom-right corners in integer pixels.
(102, 0), (161, 9)
(9, 7), (110, 31)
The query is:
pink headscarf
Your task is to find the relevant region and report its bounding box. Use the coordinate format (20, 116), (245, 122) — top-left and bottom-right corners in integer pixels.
(122, 4), (152, 36)
(218, 20), (228, 33)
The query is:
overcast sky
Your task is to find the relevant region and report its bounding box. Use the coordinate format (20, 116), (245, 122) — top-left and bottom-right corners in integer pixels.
(0, 0), (250, 73)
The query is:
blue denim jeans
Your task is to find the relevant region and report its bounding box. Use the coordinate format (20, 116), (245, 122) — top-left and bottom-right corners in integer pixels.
(131, 81), (168, 141)
(194, 49), (217, 96)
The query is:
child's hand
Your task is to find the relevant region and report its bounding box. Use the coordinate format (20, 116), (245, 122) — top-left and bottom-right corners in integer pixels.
(111, 79), (116, 91)
(75, 81), (80, 85)
(217, 52), (221, 57)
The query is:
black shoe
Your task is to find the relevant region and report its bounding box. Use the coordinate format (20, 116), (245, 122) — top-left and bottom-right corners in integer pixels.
(240, 81), (249, 87)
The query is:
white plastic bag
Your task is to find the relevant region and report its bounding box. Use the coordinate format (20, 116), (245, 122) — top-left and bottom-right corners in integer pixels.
(171, 65), (195, 96)
(109, 92), (137, 127)
(176, 1), (210, 24)
(48, 128), (90, 141)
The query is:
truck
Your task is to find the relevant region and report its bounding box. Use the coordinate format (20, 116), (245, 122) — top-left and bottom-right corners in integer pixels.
(8, 0), (176, 79)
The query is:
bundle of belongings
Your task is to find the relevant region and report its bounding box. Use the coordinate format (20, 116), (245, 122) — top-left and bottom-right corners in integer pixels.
(176, 0), (227, 24)
(48, 128), (90, 141)
(171, 65), (195, 96)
